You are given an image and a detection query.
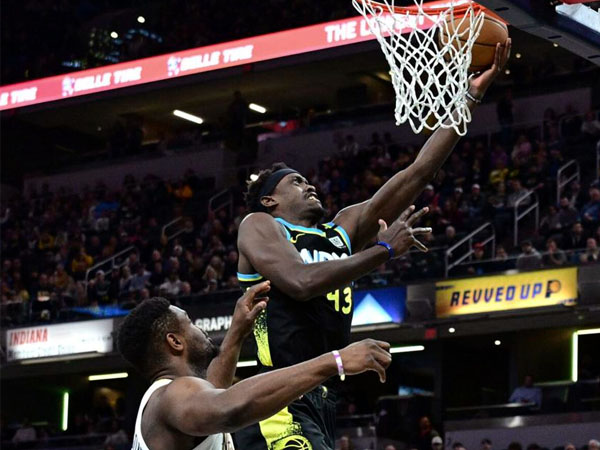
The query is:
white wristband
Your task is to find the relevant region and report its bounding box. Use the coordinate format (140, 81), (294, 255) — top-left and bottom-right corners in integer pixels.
(332, 350), (346, 381)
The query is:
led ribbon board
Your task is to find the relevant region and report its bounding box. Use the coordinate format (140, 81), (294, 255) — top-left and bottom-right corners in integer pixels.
(0, 1), (479, 111)
(436, 267), (578, 318)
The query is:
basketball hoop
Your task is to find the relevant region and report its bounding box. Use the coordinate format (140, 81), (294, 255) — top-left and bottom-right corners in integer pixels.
(353, 0), (485, 135)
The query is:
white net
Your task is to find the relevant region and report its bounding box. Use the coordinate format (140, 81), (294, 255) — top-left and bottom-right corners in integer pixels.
(352, 0), (484, 135)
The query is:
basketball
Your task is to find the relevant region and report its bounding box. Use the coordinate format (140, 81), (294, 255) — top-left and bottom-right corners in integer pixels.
(440, 14), (509, 72)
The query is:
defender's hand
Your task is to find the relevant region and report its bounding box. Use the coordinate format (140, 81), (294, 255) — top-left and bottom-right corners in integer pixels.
(230, 281), (270, 339)
(469, 37), (512, 98)
(338, 339), (392, 383)
(377, 205), (432, 256)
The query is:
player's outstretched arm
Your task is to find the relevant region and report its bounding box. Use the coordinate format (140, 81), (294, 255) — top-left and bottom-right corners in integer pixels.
(159, 339), (391, 437)
(334, 39), (512, 252)
(238, 208), (430, 301)
(206, 281), (270, 388)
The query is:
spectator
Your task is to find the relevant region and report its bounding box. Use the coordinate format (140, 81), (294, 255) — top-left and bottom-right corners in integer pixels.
(118, 266), (133, 298)
(581, 187), (600, 226)
(338, 435), (355, 450)
(432, 436), (444, 450)
(481, 438), (493, 450)
(540, 205), (562, 236)
(342, 135), (360, 156)
(564, 444), (576, 450)
(103, 420), (128, 446)
(543, 238), (567, 267)
(453, 443), (467, 450)
(516, 240), (542, 271)
(588, 440), (600, 450)
(581, 111), (600, 140)
(159, 272), (183, 297)
(580, 238), (599, 264)
(149, 261), (165, 288)
(71, 247), (94, 281)
(558, 197), (579, 229)
(562, 222), (588, 250)
(88, 270), (111, 305)
(507, 178), (531, 208)
(508, 443), (523, 450)
(12, 418), (36, 443)
(491, 245), (513, 272)
(385, 446), (398, 450)
(129, 264), (151, 293)
(465, 183), (487, 222)
(465, 242), (488, 276)
(509, 375), (542, 407)
(413, 416), (440, 450)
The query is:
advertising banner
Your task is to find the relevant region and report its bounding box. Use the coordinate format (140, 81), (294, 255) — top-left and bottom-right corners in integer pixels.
(6, 318), (114, 361)
(0, 1), (468, 110)
(436, 268), (578, 318)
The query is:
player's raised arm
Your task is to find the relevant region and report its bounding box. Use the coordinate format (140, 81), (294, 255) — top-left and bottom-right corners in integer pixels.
(334, 39), (512, 252)
(238, 208), (431, 301)
(159, 339), (392, 437)
(206, 281), (270, 388)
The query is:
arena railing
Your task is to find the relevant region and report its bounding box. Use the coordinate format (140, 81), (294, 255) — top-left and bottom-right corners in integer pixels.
(513, 190), (540, 247)
(208, 188), (233, 216)
(83, 245), (137, 289)
(162, 216), (186, 241)
(556, 159), (581, 204)
(444, 222), (496, 277)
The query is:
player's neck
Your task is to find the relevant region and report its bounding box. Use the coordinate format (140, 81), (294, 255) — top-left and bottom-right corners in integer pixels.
(273, 212), (318, 229)
(151, 363), (200, 382)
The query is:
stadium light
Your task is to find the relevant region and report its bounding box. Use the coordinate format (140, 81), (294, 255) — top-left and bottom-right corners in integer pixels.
(515, 53), (522, 59)
(249, 174), (259, 182)
(448, 327), (456, 334)
(173, 109), (204, 125)
(137, 16), (146, 24)
(88, 372), (129, 381)
(237, 360), (258, 368)
(249, 103), (267, 114)
(61, 392), (69, 431)
(571, 328), (600, 382)
(110, 31), (119, 39)
(494, 340), (502, 346)
(390, 345), (425, 354)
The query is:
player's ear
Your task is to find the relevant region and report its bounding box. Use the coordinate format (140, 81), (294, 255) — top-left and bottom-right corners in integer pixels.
(166, 332), (184, 353)
(260, 195), (278, 209)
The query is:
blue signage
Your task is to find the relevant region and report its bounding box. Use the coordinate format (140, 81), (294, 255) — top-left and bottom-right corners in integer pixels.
(351, 287), (406, 326)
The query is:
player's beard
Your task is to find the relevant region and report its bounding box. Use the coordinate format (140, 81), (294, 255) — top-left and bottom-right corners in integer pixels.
(188, 336), (221, 378)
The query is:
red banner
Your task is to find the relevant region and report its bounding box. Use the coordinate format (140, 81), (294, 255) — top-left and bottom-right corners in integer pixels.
(0, 1), (483, 110)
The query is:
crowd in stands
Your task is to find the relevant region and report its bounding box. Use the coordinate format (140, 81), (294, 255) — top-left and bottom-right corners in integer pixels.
(1, 0), (352, 84)
(1, 103), (599, 325)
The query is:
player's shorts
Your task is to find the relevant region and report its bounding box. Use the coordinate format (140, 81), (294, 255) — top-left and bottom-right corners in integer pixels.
(233, 385), (337, 450)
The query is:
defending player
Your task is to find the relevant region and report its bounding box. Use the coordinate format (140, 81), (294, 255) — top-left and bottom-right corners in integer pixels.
(118, 281), (392, 450)
(235, 40), (511, 449)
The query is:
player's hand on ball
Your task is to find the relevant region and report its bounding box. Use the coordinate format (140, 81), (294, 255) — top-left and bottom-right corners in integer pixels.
(339, 339), (392, 383)
(377, 205), (432, 256)
(469, 37), (512, 98)
(231, 281), (270, 338)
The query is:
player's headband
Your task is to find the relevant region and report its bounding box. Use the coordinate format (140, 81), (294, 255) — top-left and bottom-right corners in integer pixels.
(259, 168), (299, 198)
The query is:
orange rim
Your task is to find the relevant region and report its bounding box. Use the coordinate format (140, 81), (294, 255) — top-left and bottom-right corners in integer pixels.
(356, 0), (482, 16)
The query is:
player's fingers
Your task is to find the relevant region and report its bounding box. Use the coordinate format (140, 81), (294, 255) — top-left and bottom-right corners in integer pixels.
(398, 205), (415, 222)
(378, 219), (388, 233)
(370, 358), (387, 383)
(406, 206), (429, 227)
(372, 344), (392, 362)
(248, 300), (268, 320)
(373, 339), (391, 351)
(412, 238), (429, 253)
(245, 281), (271, 300)
(373, 347), (392, 368)
(411, 227), (433, 235)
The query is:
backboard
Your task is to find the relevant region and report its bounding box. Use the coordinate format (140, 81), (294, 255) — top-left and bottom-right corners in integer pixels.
(476, 0), (600, 65)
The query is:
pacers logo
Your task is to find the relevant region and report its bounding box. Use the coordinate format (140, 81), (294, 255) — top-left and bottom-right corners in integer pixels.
(272, 435), (312, 450)
(545, 279), (561, 298)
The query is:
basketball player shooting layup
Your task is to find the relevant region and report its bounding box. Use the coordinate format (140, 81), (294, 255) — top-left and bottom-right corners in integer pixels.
(235, 40), (511, 449)
(118, 281), (393, 450)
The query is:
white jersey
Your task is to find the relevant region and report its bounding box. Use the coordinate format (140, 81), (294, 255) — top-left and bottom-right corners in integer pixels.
(132, 378), (235, 450)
